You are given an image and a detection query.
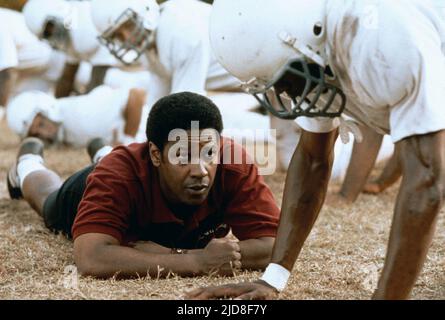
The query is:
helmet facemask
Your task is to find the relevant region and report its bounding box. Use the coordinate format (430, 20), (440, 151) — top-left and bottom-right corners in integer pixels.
(244, 58), (346, 120)
(42, 17), (70, 51)
(98, 8), (154, 65)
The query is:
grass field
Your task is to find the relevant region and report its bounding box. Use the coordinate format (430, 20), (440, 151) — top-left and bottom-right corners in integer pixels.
(0, 118), (444, 300)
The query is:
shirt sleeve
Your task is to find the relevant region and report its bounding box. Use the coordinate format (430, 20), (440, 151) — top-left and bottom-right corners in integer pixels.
(72, 150), (137, 243)
(222, 144), (280, 241)
(296, 116), (340, 133)
(389, 37), (445, 142)
(0, 31), (18, 71)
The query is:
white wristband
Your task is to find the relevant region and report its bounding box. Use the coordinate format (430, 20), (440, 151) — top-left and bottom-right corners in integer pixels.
(260, 263), (290, 292)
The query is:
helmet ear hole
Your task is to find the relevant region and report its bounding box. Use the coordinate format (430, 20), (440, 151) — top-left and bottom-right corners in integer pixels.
(313, 22), (323, 36)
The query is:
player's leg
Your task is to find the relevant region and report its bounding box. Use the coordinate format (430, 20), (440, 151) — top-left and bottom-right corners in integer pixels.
(338, 125), (384, 202)
(7, 137), (62, 216)
(8, 137), (112, 235)
(363, 148), (402, 194)
(373, 130), (445, 299)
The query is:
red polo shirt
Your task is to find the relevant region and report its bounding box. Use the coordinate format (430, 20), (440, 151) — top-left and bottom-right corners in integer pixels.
(72, 139), (280, 249)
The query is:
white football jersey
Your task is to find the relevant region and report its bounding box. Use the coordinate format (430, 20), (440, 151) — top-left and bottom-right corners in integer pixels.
(55, 85), (130, 147)
(296, 0), (445, 143)
(144, 0), (240, 106)
(0, 9), (68, 100)
(0, 8), (52, 72)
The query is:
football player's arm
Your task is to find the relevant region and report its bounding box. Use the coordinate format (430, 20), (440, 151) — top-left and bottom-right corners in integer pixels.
(123, 88), (147, 138)
(269, 129), (337, 271)
(339, 125), (384, 202)
(0, 68), (17, 107)
(55, 62), (79, 98)
(186, 129), (338, 299)
(86, 65), (110, 93)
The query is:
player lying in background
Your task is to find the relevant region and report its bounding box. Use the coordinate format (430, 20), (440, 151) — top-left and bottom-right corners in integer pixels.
(6, 85), (147, 147)
(6, 92), (279, 279)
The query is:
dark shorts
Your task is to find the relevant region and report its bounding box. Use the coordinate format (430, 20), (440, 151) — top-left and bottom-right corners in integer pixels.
(42, 165), (95, 237)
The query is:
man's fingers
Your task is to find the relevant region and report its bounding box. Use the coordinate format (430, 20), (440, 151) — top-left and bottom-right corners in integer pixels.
(231, 251), (242, 261)
(185, 288), (204, 299)
(228, 241), (240, 252)
(363, 183), (381, 194)
(186, 285), (251, 300)
(235, 292), (259, 300)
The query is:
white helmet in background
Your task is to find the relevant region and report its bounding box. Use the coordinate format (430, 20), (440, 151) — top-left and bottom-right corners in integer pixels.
(210, 0), (346, 120)
(7, 91), (60, 138)
(91, 0), (160, 65)
(23, 0), (73, 51)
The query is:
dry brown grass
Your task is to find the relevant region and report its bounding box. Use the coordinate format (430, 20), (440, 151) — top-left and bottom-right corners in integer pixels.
(0, 118), (444, 300)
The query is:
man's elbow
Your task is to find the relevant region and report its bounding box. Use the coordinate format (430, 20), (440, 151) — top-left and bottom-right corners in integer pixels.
(74, 253), (102, 278)
(74, 245), (110, 278)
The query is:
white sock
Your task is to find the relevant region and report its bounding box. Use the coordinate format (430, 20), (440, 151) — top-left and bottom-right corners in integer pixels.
(93, 146), (113, 164)
(17, 154), (47, 189)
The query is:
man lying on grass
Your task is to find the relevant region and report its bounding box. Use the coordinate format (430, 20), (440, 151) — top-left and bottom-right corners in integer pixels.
(7, 92), (279, 278)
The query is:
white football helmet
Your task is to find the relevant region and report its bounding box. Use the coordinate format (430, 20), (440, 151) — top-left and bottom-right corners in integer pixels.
(91, 0), (160, 65)
(7, 91), (60, 138)
(23, 0), (73, 51)
(210, 0), (346, 119)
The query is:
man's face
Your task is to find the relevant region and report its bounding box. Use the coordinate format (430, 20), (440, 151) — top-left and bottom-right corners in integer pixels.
(27, 113), (60, 144)
(273, 63), (321, 100)
(111, 19), (140, 45)
(100, 16), (153, 65)
(150, 130), (220, 206)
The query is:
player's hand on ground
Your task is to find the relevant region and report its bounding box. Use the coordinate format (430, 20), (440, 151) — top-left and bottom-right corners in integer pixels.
(185, 280), (278, 300)
(324, 193), (353, 207)
(194, 237), (242, 276)
(363, 182), (383, 194)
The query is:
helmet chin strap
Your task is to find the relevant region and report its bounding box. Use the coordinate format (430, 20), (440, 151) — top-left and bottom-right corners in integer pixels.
(278, 31), (326, 67)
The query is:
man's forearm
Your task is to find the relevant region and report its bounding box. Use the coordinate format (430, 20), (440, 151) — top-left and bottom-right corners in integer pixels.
(77, 244), (202, 279)
(86, 65), (110, 93)
(55, 63), (79, 98)
(271, 131), (337, 271)
(124, 88), (146, 137)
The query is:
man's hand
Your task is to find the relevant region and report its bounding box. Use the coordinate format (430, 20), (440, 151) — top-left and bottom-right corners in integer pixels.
(194, 238), (242, 276)
(363, 181), (383, 194)
(185, 280), (278, 300)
